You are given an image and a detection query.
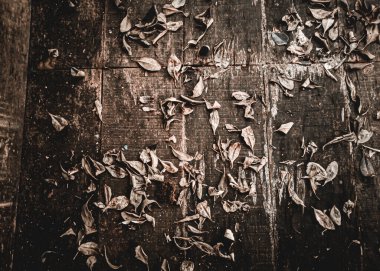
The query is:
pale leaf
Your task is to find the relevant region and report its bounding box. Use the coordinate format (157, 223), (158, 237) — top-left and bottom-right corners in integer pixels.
(209, 110), (219, 135)
(228, 142), (241, 169)
(313, 208), (335, 230)
(104, 196), (129, 211)
(196, 200), (212, 220)
(330, 205), (341, 226)
(192, 76), (204, 98)
(170, 146), (194, 161)
(180, 261), (194, 271)
(274, 122), (294, 134)
(241, 126), (255, 153)
(324, 161), (338, 185)
(135, 245), (149, 268)
(78, 242), (99, 256)
(48, 112), (68, 132)
(135, 57), (161, 71)
(232, 91), (250, 101)
(104, 246), (122, 270)
(171, 0), (186, 8)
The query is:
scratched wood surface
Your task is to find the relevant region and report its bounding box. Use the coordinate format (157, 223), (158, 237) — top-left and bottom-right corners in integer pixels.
(8, 0), (380, 271)
(0, 1), (30, 270)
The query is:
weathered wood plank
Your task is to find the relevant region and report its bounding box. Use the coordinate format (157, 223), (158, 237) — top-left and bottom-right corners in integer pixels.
(0, 0), (30, 269)
(14, 70), (102, 271)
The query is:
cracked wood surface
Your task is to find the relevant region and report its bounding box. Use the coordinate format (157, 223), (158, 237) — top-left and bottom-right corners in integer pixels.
(3, 0), (379, 270)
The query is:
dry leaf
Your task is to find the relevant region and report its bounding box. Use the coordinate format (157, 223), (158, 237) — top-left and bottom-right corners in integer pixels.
(241, 126), (255, 153)
(167, 53), (182, 84)
(104, 196), (129, 211)
(196, 200), (212, 220)
(106, 165), (127, 178)
(324, 161), (338, 185)
(306, 162), (327, 181)
(224, 229), (235, 241)
(309, 8), (333, 20)
(135, 245), (149, 269)
(82, 156), (97, 180)
(187, 225), (208, 234)
(60, 228), (76, 238)
(274, 122), (294, 134)
(86, 256), (97, 271)
(88, 156), (105, 176)
(209, 110), (219, 135)
(192, 76), (205, 98)
(343, 200), (354, 218)
(360, 155), (375, 177)
(322, 132), (357, 150)
(345, 74), (356, 101)
(228, 142), (241, 169)
(288, 181), (306, 207)
(232, 91), (250, 101)
(81, 197), (97, 235)
(78, 242), (99, 256)
(171, 0), (186, 8)
(48, 112), (68, 132)
(271, 32), (289, 45)
(120, 14), (132, 33)
(313, 208), (335, 230)
(180, 261), (194, 271)
(357, 129), (373, 144)
(225, 124), (240, 132)
(159, 159), (178, 173)
(175, 214), (200, 223)
(278, 76), (294, 90)
(161, 259), (170, 271)
(222, 200), (250, 213)
(330, 205), (341, 226)
(71, 67), (85, 78)
(135, 57), (161, 71)
(104, 246), (122, 270)
(170, 146), (193, 161)
(192, 241), (214, 255)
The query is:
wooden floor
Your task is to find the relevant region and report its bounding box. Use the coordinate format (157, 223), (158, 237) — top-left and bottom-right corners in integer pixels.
(1, 0), (380, 270)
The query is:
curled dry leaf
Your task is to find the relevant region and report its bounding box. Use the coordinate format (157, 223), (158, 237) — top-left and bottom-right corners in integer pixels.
(225, 124), (240, 132)
(192, 76), (205, 98)
(228, 142), (241, 169)
(222, 200), (250, 213)
(360, 155), (375, 177)
(104, 196), (129, 211)
(161, 259), (170, 271)
(241, 126), (255, 153)
(357, 129), (373, 144)
(159, 159), (178, 173)
(330, 205), (341, 226)
(135, 57), (161, 71)
(106, 165), (127, 178)
(187, 224), (208, 234)
(324, 161), (338, 185)
(170, 146), (193, 161)
(48, 112), (68, 132)
(313, 208), (335, 230)
(135, 245), (149, 269)
(271, 32), (289, 46)
(274, 122), (294, 134)
(171, 0), (186, 8)
(78, 242), (99, 256)
(345, 74), (356, 101)
(120, 14), (132, 33)
(287, 181), (306, 207)
(82, 156), (97, 180)
(196, 200), (212, 221)
(209, 110), (219, 135)
(86, 256), (97, 271)
(322, 132), (356, 150)
(60, 228), (76, 238)
(232, 91), (250, 101)
(81, 197), (97, 235)
(180, 261), (194, 271)
(104, 246), (122, 270)
(278, 75), (294, 90)
(306, 162), (327, 181)
(167, 53), (181, 84)
(224, 229), (235, 241)
(89, 156), (105, 176)
(343, 200), (355, 218)
(192, 241), (214, 255)
(309, 8), (334, 20)
(71, 67), (85, 78)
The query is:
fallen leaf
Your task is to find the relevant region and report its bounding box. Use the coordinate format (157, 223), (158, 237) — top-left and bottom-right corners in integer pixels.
(313, 208), (335, 230)
(241, 126), (255, 153)
(322, 132), (356, 150)
(78, 242), (99, 256)
(71, 67), (85, 78)
(81, 197), (97, 235)
(357, 129), (373, 144)
(343, 200), (355, 218)
(196, 200), (212, 220)
(135, 245), (149, 269)
(209, 110), (219, 135)
(104, 196), (129, 211)
(232, 91), (250, 101)
(271, 32), (289, 45)
(360, 155), (375, 177)
(167, 53), (182, 84)
(171, 0), (186, 8)
(192, 76), (205, 98)
(104, 246), (122, 270)
(159, 159), (178, 173)
(330, 205), (341, 226)
(180, 261), (194, 271)
(274, 122), (294, 134)
(309, 8), (333, 20)
(170, 146), (193, 161)
(120, 14), (132, 33)
(106, 165), (127, 178)
(48, 112), (68, 132)
(161, 259), (170, 271)
(228, 142), (241, 169)
(94, 100), (102, 121)
(86, 256), (97, 271)
(324, 161), (338, 185)
(135, 57), (161, 71)
(224, 229), (235, 241)
(345, 75), (357, 101)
